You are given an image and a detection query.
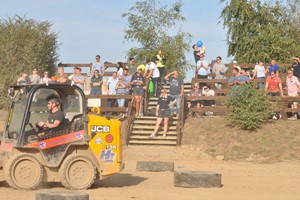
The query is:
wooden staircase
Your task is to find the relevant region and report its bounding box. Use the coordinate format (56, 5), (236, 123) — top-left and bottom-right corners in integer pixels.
(128, 116), (178, 145)
(127, 82), (191, 146)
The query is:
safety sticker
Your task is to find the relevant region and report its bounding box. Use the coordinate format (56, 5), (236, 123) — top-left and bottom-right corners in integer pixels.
(95, 136), (103, 144)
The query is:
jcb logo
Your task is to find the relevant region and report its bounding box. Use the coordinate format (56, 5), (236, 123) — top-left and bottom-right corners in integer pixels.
(91, 126), (110, 133)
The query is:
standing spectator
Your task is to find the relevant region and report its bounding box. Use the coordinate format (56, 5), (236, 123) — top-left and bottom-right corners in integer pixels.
(149, 88), (176, 138)
(107, 72), (119, 107)
(164, 70), (184, 117)
(128, 57), (136, 75)
(56, 67), (68, 83)
(68, 67), (78, 84)
(265, 71), (283, 97)
(122, 68), (132, 94)
(90, 69), (102, 95)
(266, 59), (279, 77)
(192, 44), (201, 64)
(40, 71), (52, 84)
(130, 69), (145, 117)
(286, 70), (300, 120)
(212, 56), (227, 89)
(29, 68), (40, 84)
(156, 49), (167, 85)
(115, 76), (127, 116)
(145, 58), (160, 97)
(72, 67), (85, 91)
(117, 62), (124, 76)
(252, 60), (267, 88)
(92, 55), (105, 76)
(196, 54), (209, 79)
(291, 57), (300, 78)
(17, 73), (29, 85)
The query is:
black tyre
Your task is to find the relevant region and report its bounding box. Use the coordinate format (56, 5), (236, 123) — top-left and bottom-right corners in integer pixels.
(4, 153), (44, 190)
(59, 154), (96, 190)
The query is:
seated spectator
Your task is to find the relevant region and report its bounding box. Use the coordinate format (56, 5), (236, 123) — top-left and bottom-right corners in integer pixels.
(188, 83), (202, 109)
(286, 70), (300, 120)
(115, 76), (127, 116)
(29, 68), (40, 84)
(40, 71), (52, 84)
(90, 69), (102, 95)
(72, 67), (85, 91)
(202, 85), (215, 106)
(130, 69), (145, 117)
(228, 67), (250, 89)
(265, 71), (283, 97)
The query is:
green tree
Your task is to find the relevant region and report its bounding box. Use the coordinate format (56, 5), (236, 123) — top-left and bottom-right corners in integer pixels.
(0, 15), (59, 108)
(122, 0), (191, 74)
(219, 0), (300, 63)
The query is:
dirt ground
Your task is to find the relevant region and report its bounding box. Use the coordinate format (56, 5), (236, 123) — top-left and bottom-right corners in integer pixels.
(0, 111), (300, 199)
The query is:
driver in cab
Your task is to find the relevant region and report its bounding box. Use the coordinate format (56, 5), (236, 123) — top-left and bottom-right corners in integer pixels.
(38, 94), (65, 129)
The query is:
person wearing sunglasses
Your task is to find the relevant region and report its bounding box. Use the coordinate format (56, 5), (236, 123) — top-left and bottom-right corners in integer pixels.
(265, 71), (283, 97)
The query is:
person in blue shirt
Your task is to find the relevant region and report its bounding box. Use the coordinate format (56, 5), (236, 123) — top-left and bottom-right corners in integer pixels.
(266, 59), (279, 77)
(228, 68), (250, 95)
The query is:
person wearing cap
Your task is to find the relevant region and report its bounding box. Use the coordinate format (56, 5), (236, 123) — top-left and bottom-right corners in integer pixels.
(291, 57), (300, 78)
(29, 68), (41, 84)
(37, 94), (65, 129)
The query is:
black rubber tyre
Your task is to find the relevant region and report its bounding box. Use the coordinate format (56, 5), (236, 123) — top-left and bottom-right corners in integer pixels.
(4, 153), (44, 190)
(59, 154), (96, 190)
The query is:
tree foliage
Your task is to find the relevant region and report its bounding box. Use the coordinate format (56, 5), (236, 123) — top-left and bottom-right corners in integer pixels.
(224, 83), (274, 131)
(122, 0), (191, 74)
(219, 0), (300, 63)
(0, 15), (59, 109)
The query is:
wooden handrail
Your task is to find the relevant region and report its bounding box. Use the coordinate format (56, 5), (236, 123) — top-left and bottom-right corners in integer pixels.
(176, 94), (186, 146)
(143, 78), (150, 114)
(124, 98), (136, 145)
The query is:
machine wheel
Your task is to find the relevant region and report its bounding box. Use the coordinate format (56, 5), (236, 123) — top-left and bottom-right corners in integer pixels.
(59, 154), (96, 190)
(4, 153), (44, 190)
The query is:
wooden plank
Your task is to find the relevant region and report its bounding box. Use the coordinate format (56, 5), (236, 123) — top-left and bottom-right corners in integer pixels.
(131, 130), (177, 135)
(128, 140), (177, 145)
(132, 125), (177, 130)
(130, 135), (177, 140)
(134, 120), (177, 125)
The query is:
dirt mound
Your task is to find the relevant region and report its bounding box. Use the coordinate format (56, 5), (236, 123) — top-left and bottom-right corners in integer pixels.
(182, 116), (300, 162)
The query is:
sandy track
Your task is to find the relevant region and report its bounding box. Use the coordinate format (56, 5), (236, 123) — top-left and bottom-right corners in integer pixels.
(0, 146), (300, 200)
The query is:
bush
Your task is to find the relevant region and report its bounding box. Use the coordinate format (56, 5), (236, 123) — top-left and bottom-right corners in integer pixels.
(224, 83), (274, 131)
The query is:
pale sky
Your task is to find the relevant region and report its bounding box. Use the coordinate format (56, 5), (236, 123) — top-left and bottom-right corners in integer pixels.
(0, 0), (228, 80)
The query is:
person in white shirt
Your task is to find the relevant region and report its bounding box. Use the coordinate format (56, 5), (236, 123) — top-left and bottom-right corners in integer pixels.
(252, 60), (267, 88)
(144, 58), (160, 97)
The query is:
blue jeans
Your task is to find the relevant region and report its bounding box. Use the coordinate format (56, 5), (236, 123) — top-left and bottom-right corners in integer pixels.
(90, 89), (102, 95)
(257, 77), (265, 88)
(170, 94), (181, 115)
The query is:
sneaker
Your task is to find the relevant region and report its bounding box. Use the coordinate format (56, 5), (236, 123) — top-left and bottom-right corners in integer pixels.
(272, 115), (278, 120)
(288, 116), (297, 121)
(149, 134), (156, 139)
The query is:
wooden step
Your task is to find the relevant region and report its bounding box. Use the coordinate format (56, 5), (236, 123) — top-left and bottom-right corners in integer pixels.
(128, 140), (177, 145)
(134, 120), (177, 125)
(130, 135), (177, 140)
(132, 125), (177, 130)
(131, 130), (177, 135)
(134, 116), (178, 120)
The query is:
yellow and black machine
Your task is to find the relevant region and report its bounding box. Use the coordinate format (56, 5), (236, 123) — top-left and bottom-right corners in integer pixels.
(0, 83), (124, 190)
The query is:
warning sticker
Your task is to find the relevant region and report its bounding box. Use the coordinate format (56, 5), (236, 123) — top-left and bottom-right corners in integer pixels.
(95, 136), (103, 144)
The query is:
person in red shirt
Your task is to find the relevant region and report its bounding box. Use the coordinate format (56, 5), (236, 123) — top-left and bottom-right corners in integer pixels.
(265, 71), (283, 97)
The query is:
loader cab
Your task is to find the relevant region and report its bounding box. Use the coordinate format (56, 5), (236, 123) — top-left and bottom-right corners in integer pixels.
(3, 83), (86, 147)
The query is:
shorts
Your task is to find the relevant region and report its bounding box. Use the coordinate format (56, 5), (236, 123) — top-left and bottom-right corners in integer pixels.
(158, 108), (171, 118)
(132, 86), (144, 96)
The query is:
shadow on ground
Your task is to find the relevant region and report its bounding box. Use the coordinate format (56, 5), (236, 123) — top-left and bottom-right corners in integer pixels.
(93, 173), (147, 188)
